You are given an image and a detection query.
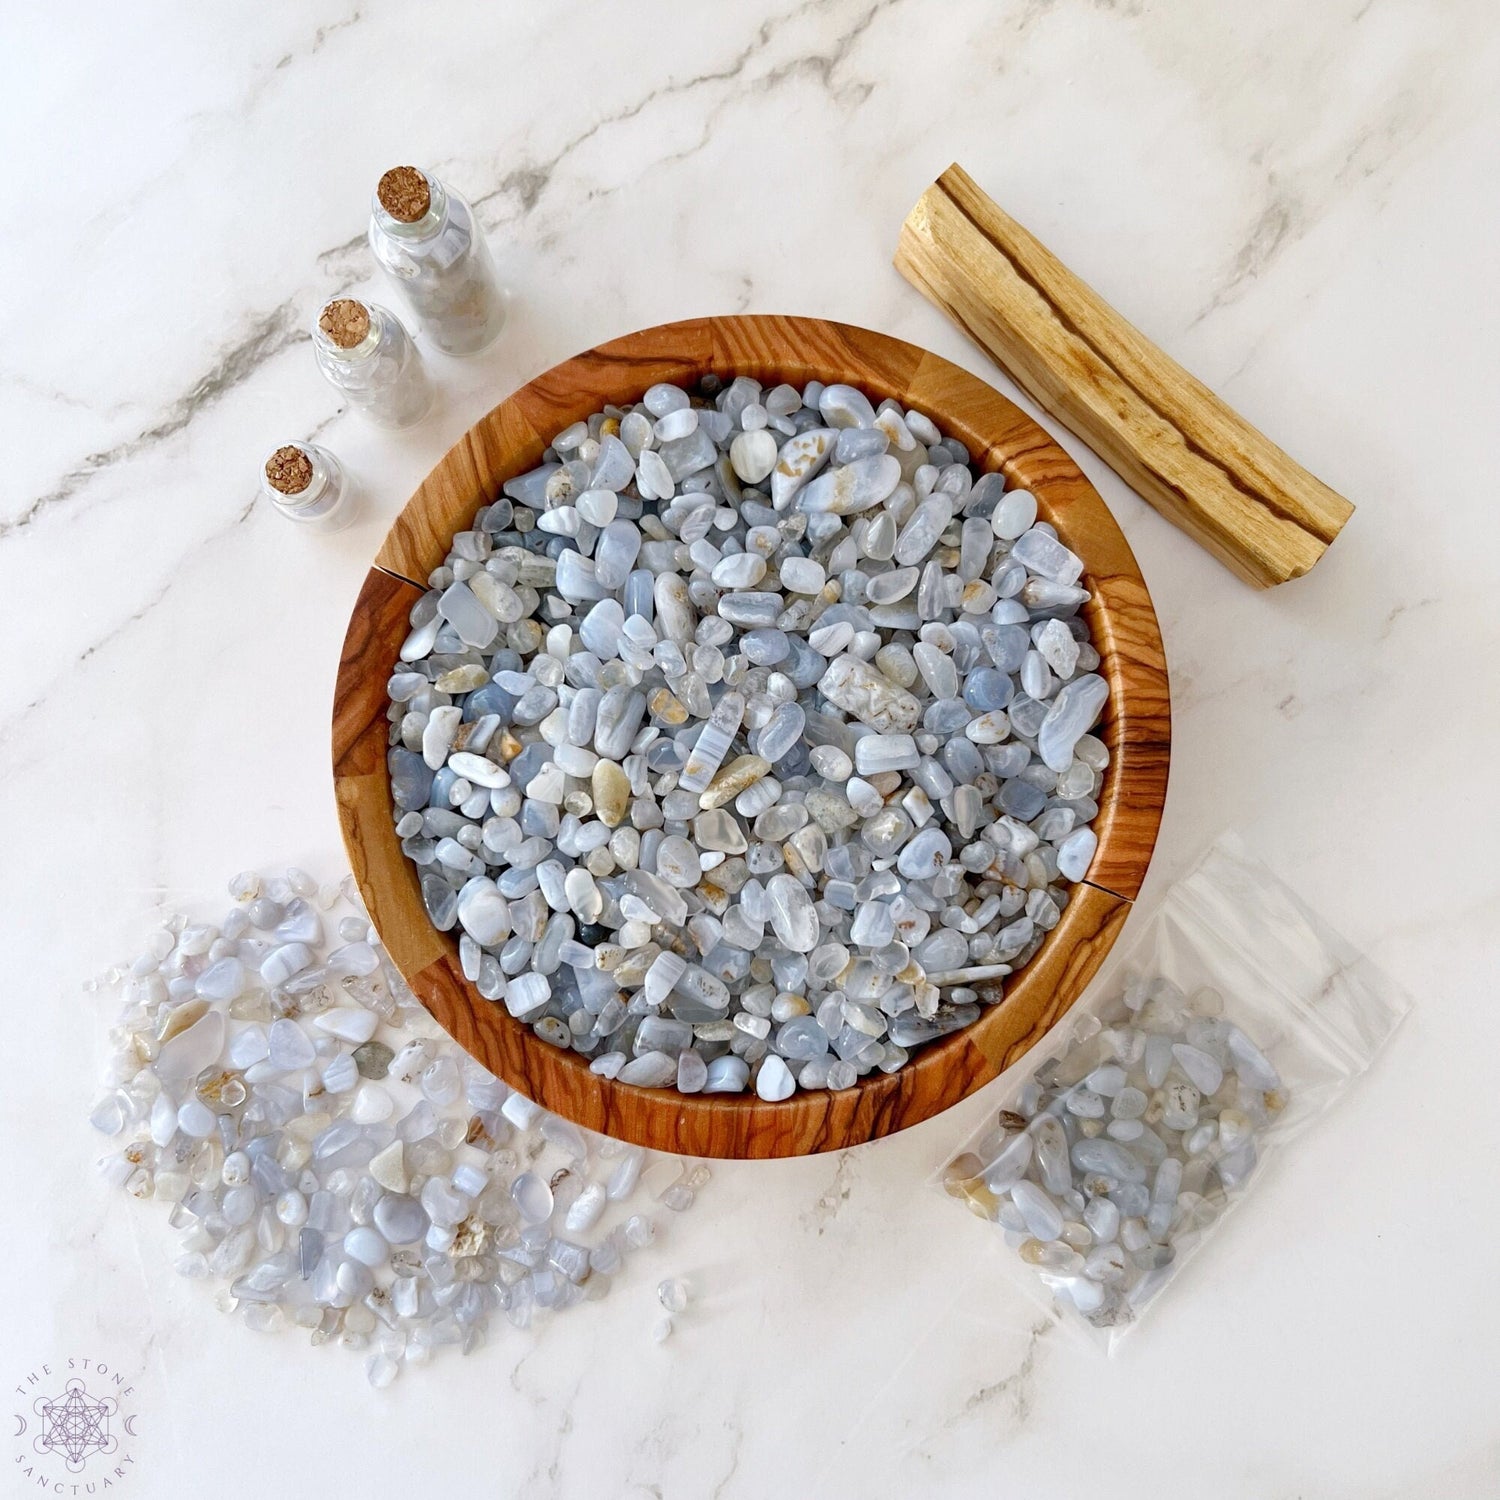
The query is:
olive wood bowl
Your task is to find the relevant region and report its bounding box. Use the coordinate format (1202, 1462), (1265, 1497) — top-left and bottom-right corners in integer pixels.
(333, 314), (1170, 1159)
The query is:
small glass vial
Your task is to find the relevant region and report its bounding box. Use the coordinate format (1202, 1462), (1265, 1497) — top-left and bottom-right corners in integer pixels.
(369, 166), (506, 356)
(313, 297), (433, 429)
(260, 442), (355, 531)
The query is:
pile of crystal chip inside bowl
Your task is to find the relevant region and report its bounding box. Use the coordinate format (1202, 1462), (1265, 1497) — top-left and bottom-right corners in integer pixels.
(387, 374), (1110, 1101)
(88, 869), (707, 1385)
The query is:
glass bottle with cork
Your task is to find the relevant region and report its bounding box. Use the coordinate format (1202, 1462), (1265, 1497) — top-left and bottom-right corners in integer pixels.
(259, 443), (355, 531)
(368, 166), (506, 357)
(312, 296), (433, 428)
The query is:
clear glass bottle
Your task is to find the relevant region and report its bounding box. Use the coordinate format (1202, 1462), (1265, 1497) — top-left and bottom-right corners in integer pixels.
(260, 442), (355, 532)
(368, 166), (506, 357)
(313, 297), (433, 429)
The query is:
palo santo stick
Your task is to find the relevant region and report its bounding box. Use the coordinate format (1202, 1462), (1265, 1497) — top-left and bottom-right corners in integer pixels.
(895, 164), (1354, 587)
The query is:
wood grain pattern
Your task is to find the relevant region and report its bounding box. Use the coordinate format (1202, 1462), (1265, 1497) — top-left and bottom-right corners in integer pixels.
(333, 314), (1171, 1157)
(896, 164), (1355, 588)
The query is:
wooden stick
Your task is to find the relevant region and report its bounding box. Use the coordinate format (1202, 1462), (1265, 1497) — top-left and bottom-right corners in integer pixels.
(895, 164), (1354, 587)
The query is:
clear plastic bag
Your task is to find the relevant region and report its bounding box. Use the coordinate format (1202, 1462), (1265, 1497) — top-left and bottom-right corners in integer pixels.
(933, 833), (1411, 1352)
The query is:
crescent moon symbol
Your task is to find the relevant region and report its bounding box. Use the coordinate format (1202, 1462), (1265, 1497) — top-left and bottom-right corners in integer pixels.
(11, 1415), (25, 1437)
(122, 1415), (139, 1437)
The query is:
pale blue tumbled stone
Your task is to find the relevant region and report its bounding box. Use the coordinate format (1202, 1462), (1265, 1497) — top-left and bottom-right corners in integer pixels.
(755, 1054), (796, 1101)
(617, 1051), (677, 1088)
(623, 567), (654, 620)
(740, 628), (790, 664)
(756, 702), (805, 763)
(267, 1017), (315, 1071)
(659, 425), (717, 481)
(273, 899), (322, 946)
(503, 463), (560, 507)
(818, 383), (876, 429)
(594, 686), (646, 760)
(1171, 1043), (1224, 1094)
(894, 496), (953, 565)
(981, 623), (1030, 673)
(703, 1054), (750, 1093)
(455, 878), (509, 946)
(717, 592), (783, 628)
(578, 598), (624, 657)
(923, 698), (971, 734)
(798, 454), (901, 515)
(994, 489), (1038, 539)
(1021, 577), (1090, 612)
(596, 520), (645, 590)
(589, 435), (635, 491)
(644, 382), (690, 417)
(854, 733), (919, 775)
(711, 550), (766, 589)
(261, 943), (314, 988)
(438, 581), (499, 649)
(388, 749), (433, 810)
(1227, 1026), (1281, 1089)
(833, 427), (889, 462)
(896, 826), (951, 879)
(1021, 650), (1053, 701)
(1034, 617), (1080, 677)
(1010, 1180), (1064, 1240)
(998, 778), (1045, 820)
(1070, 1138), (1147, 1185)
(849, 901), (895, 947)
(1038, 674), (1109, 771)
(373, 1193), (430, 1246)
(963, 667), (1012, 711)
(983, 1130), (1035, 1193)
(555, 551), (608, 602)
(775, 1017), (830, 1060)
(1084, 1196), (1121, 1244)
(195, 957), (246, 1002)
(420, 874), (458, 930)
(1029, 1115), (1070, 1195)
(322, 1053), (358, 1093)
(676, 1050), (708, 1093)
(766, 874), (818, 952)
(1057, 827), (1098, 881)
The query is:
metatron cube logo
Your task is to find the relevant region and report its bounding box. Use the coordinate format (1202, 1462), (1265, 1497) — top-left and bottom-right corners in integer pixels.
(13, 1357), (142, 1487)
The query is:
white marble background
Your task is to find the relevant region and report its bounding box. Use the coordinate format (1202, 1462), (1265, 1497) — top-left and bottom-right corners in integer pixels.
(4, 1), (1498, 1495)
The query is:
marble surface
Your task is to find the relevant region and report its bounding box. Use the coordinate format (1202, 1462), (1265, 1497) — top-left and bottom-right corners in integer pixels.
(5, 2), (1499, 1495)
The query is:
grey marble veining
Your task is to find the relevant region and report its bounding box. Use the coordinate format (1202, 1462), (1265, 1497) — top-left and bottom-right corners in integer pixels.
(3, 2), (1498, 1496)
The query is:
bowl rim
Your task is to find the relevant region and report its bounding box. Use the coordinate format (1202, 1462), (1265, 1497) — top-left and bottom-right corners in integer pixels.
(333, 313), (1170, 1158)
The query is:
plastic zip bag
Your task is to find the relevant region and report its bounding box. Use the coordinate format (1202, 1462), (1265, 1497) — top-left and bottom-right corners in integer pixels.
(933, 834), (1410, 1352)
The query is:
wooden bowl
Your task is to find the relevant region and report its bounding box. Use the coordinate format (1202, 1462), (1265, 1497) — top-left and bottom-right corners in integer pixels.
(333, 315), (1170, 1159)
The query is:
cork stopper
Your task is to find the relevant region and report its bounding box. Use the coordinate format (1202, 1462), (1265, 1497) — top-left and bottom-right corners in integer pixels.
(319, 298), (371, 350)
(377, 166), (432, 224)
(265, 445), (314, 496)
